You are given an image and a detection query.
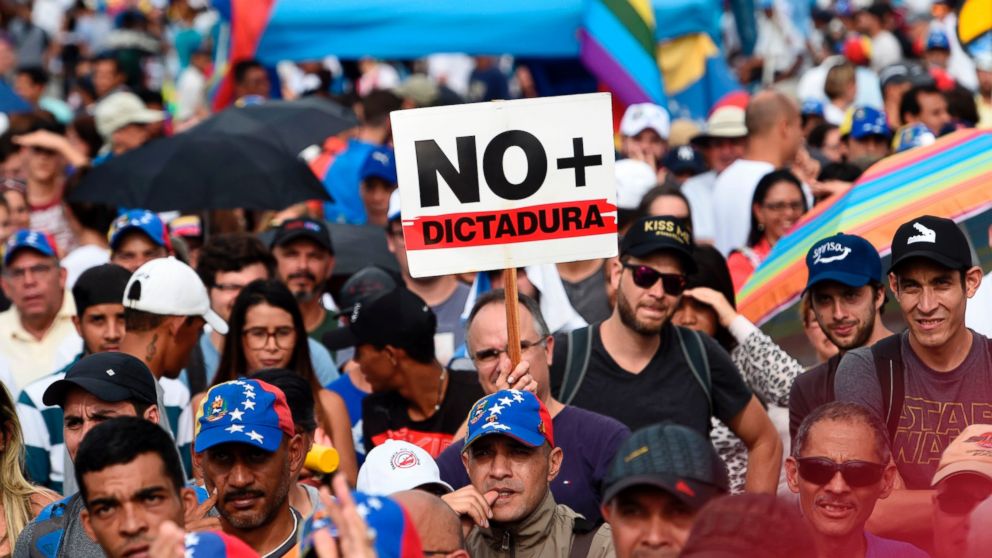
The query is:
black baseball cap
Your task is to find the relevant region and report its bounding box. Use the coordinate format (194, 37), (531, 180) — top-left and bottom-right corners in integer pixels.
(620, 215), (696, 273)
(889, 215), (973, 273)
(602, 423), (729, 510)
(72, 264), (132, 316)
(43, 352), (158, 407)
(335, 266), (400, 317)
(323, 287), (436, 352)
(272, 218), (333, 254)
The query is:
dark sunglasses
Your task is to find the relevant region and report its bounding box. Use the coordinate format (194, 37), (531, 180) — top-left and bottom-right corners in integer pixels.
(796, 457), (885, 488)
(936, 478), (992, 515)
(622, 263), (687, 295)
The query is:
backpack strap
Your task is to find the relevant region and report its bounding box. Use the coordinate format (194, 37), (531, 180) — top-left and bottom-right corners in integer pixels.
(870, 335), (905, 442)
(569, 517), (598, 558)
(674, 326), (713, 414)
(558, 326), (593, 406)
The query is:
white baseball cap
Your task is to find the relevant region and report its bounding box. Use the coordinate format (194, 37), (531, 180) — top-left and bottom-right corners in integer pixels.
(123, 257), (229, 335)
(620, 102), (671, 140)
(387, 189), (402, 222)
(614, 159), (658, 210)
(356, 440), (454, 496)
(94, 91), (165, 139)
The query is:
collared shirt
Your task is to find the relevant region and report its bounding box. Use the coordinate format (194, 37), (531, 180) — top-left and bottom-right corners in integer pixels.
(0, 292), (82, 391)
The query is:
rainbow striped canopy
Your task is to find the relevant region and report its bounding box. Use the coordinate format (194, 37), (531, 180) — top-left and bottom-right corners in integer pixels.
(738, 129), (992, 326)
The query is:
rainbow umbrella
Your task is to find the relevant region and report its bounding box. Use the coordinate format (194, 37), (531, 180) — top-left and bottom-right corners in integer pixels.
(738, 129), (992, 332)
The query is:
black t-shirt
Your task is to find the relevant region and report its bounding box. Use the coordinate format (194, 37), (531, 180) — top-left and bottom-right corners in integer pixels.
(362, 369), (484, 458)
(788, 354), (841, 441)
(550, 322), (752, 434)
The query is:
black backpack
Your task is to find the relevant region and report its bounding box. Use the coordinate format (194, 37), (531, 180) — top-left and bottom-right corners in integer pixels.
(556, 325), (712, 413)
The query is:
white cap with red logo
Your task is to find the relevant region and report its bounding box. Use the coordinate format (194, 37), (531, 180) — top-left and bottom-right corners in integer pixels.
(356, 439), (454, 496)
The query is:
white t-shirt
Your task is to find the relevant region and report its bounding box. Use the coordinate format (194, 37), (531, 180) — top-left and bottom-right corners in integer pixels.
(680, 170), (718, 244)
(870, 31), (903, 73)
(711, 159), (774, 256)
(61, 244), (110, 289)
(965, 271), (992, 338)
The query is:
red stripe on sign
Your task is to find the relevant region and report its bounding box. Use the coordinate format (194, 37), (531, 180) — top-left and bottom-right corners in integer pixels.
(403, 199), (617, 251)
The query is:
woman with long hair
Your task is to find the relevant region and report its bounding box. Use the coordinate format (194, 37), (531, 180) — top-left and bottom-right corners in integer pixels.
(212, 279), (358, 483)
(673, 246), (803, 493)
(727, 169), (808, 292)
(0, 384), (57, 556)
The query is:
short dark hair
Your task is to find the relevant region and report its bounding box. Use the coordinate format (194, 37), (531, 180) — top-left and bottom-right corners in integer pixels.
(807, 123), (837, 149)
(65, 171), (117, 235)
(92, 54), (123, 74)
(15, 65), (48, 86)
(123, 308), (167, 332)
(793, 402), (891, 464)
(75, 417), (184, 505)
(467, 289), (550, 340)
(945, 85), (979, 127)
(635, 184), (691, 225)
(817, 162), (863, 183)
(361, 90), (403, 127)
(196, 233), (275, 289)
(252, 369), (317, 433)
(232, 59), (265, 85)
(899, 84), (942, 124)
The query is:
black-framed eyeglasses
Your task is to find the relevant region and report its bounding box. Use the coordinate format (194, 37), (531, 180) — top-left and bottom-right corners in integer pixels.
(621, 263), (687, 295)
(242, 326), (296, 350)
(472, 338), (546, 366)
(796, 457), (884, 488)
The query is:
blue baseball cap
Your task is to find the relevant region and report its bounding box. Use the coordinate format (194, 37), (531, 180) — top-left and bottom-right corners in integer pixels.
(3, 229), (58, 266)
(194, 379), (296, 453)
(299, 491), (423, 558)
(463, 390), (554, 451)
(849, 107), (891, 140)
(926, 29), (951, 51)
(108, 209), (169, 250)
(800, 98), (825, 117)
(360, 146), (397, 185)
(804, 233), (882, 293)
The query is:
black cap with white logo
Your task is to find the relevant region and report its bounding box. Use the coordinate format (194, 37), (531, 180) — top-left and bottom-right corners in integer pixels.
(43, 352), (159, 408)
(322, 287), (436, 353)
(889, 215), (973, 272)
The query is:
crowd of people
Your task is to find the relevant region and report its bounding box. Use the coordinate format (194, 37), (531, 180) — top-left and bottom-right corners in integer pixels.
(0, 0), (990, 557)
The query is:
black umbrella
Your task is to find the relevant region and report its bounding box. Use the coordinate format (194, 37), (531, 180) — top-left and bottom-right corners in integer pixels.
(195, 97), (359, 154)
(69, 131), (331, 212)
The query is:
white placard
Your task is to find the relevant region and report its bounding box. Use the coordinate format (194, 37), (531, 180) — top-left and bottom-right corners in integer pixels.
(391, 93), (618, 278)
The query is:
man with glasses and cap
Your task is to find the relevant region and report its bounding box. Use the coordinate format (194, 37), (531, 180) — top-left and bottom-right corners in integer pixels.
(930, 424), (992, 558)
(786, 401), (928, 558)
(549, 215), (781, 493)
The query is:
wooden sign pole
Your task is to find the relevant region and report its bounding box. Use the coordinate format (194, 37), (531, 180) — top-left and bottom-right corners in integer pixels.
(502, 267), (522, 368)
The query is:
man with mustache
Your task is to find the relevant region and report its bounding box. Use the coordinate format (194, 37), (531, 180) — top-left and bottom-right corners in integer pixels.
(193, 378), (306, 557)
(549, 215), (781, 493)
(75, 417), (200, 558)
(14, 352), (170, 558)
(271, 218), (339, 343)
(457, 389), (614, 557)
(790, 233), (892, 440)
(786, 402), (928, 558)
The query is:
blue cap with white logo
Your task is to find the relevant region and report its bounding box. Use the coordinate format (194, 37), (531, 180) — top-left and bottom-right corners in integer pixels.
(849, 107), (891, 140)
(108, 209), (169, 250)
(3, 229), (58, 266)
(804, 233), (882, 293)
(463, 390), (554, 452)
(926, 29), (951, 51)
(360, 146), (398, 185)
(800, 98), (825, 117)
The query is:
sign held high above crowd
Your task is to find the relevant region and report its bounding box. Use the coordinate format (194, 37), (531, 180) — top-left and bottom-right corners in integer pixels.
(391, 93), (618, 278)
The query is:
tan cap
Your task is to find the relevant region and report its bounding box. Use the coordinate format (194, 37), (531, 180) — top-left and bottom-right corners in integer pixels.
(693, 106), (747, 143)
(931, 424), (992, 486)
(94, 92), (164, 139)
(393, 75), (439, 107)
(669, 119), (701, 147)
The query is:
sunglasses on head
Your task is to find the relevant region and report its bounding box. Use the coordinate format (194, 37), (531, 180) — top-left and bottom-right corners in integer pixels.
(796, 457), (885, 488)
(621, 263), (687, 295)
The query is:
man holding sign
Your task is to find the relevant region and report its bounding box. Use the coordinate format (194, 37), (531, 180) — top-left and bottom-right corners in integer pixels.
(550, 215), (783, 493)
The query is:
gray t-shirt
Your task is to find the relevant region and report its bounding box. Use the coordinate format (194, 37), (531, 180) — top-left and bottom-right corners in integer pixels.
(834, 331), (992, 489)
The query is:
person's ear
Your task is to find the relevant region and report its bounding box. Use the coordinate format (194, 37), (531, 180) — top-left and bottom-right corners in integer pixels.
(965, 266), (983, 298)
(548, 446), (563, 481)
(1, 276), (10, 300)
(784, 456), (800, 494)
(82, 508), (97, 542)
(288, 433), (307, 476)
(609, 258), (623, 290)
(874, 286), (886, 311)
(544, 335), (554, 367)
(324, 255), (335, 279)
(58, 265), (67, 290)
(888, 272), (899, 296)
(143, 403), (160, 425)
(72, 315), (83, 338)
(180, 487), (199, 516)
(879, 463), (897, 499)
(461, 448), (471, 473)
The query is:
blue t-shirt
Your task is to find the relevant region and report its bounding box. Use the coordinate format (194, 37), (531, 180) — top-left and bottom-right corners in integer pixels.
(322, 139), (377, 225)
(865, 532), (929, 558)
(435, 404), (629, 523)
(326, 373), (369, 466)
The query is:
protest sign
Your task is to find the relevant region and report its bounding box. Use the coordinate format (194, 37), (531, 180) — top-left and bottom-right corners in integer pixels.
(391, 93), (618, 278)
